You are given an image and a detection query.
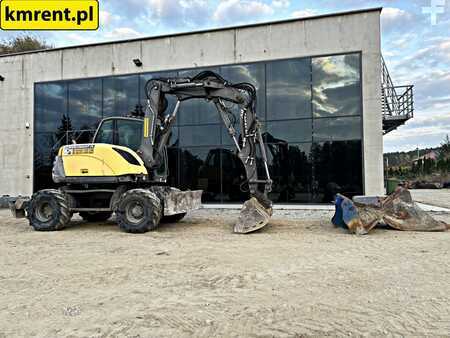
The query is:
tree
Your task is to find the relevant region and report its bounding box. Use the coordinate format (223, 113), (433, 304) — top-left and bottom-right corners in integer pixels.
(423, 158), (435, 174)
(0, 35), (52, 55)
(439, 134), (450, 159)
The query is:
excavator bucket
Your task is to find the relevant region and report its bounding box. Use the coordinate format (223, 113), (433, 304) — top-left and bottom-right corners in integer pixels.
(333, 187), (449, 235)
(234, 197), (273, 234)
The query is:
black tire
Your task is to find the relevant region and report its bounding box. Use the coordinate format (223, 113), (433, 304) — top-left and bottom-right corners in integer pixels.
(160, 213), (186, 224)
(116, 189), (162, 233)
(27, 189), (71, 231)
(79, 211), (112, 223)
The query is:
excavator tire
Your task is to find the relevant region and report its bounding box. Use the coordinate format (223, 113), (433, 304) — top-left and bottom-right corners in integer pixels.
(27, 189), (71, 231)
(160, 212), (186, 224)
(116, 189), (162, 233)
(79, 211), (113, 223)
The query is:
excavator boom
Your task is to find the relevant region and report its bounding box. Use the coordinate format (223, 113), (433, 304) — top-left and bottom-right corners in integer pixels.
(140, 71), (273, 233)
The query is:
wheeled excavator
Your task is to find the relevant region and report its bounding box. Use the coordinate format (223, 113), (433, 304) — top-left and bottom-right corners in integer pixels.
(10, 71), (273, 234)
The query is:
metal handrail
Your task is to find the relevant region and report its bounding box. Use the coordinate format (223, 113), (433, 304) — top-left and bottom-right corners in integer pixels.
(381, 56), (414, 120)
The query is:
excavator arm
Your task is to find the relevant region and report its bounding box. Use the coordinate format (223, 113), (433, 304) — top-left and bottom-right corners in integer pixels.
(138, 71), (273, 233)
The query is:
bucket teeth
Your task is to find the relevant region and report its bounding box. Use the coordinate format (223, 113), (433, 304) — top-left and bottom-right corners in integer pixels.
(234, 197), (273, 234)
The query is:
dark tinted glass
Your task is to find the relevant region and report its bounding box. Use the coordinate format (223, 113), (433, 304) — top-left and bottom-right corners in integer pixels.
(69, 130), (95, 144)
(35, 83), (67, 133)
(103, 75), (139, 118)
(34, 55), (364, 202)
(94, 119), (114, 144)
(221, 148), (250, 202)
(168, 126), (179, 148)
(68, 79), (102, 131)
(311, 140), (363, 203)
(312, 54), (361, 118)
(177, 68), (221, 125)
(116, 119), (143, 150)
(179, 124), (221, 147)
(267, 58), (312, 120)
(179, 147), (222, 202)
(313, 116), (361, 142)
(267, 142), (312, 203)
(266, 119), (312, 143)
(167, 147), (179, 187)
(34, 133), (60, 191)
(220, 63), (266, 119)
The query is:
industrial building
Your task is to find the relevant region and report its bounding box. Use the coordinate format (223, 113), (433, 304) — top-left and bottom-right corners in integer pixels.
(0, 7), (413, 204)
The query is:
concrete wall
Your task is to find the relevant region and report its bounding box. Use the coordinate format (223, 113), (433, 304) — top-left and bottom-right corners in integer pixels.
(0, 9), (383, 198)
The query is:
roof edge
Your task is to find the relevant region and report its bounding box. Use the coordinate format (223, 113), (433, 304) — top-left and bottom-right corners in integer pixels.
(0, 7), (382, 58)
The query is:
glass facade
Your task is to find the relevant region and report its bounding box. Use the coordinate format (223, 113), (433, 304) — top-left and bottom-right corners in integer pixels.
(34, 53), (363, 203)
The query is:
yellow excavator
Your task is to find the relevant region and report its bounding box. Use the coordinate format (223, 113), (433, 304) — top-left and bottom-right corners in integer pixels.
(10, 71), (273, 233)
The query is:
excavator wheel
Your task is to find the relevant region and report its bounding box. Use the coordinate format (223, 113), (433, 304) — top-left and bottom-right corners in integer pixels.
(160, 212), (186, 224)
(27, 189), (71, 231)
(116, 189), (162, 233)
(79, 211), (113, 223)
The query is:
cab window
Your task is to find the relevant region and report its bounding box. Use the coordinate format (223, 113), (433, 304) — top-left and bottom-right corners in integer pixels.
(116, 119), (143, 151)
(95, 120), (114, 144)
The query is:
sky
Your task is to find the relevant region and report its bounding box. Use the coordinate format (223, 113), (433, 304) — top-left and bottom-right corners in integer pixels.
(1, 0), (449, 153)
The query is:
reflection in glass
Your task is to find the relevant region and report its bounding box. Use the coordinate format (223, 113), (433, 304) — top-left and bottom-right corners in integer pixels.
(313, 116), (361, 142)
(179, 124), (221, 147)
(220, 148), (250, 202)
(312, 54), (361, 118)
(266, 119), (312, 143)
(95, 120), (114, 144)
(116, 119), (143, 150)
(35, 83), (68, 133)
(179, 147), (222, 202)
(167, 147), (179, 187)
(68, 79), (102, 130)
(69, 130), (95, 144)
(103, 75), (139, 118)
(266, 142), (312, 203)
(267, 58), (312, 120)
(34, 133), (60, 191)
(220, 63), (266, 119)
(34, 54), (365, 202)
(178, 68), (221, 125)
(311, 140), (363, 202)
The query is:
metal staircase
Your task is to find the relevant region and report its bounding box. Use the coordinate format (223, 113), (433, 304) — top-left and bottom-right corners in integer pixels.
(381, 56), (414, 134)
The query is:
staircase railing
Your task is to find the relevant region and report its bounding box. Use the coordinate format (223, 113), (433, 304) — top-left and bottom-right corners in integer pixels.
(381, 55), (414, 120)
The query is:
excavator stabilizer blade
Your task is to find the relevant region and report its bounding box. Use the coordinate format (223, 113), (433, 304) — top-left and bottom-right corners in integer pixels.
(234, 197), (273, 234)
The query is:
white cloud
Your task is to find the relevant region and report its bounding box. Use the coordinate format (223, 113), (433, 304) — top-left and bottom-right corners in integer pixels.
(100, 11), (112, 26)
(65, 33), (98, 45)
(147, 0), (209, 26)
(99, 10), (121, 27)
(381, 7), (412, 31)
(291, 9), (318, 18)
(213, 0), (274, 23)
(382, 7), (407, 21)
(271, 0), (290, 8)
(104, 27), (142, 39)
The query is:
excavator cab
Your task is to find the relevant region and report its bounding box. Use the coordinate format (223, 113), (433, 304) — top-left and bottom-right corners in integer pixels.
(94, 118), (143, 151)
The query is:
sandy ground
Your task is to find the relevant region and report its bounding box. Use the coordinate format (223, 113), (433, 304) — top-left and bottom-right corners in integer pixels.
(1, 208), (450, 338)
(410, 189), (450, 209)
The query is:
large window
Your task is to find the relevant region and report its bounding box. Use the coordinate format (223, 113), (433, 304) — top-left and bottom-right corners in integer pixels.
(34, 53), (363, 203)
(103, 75), (139, 118)
(312, 54), (361, 118)
(266, 58), (311, 120)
